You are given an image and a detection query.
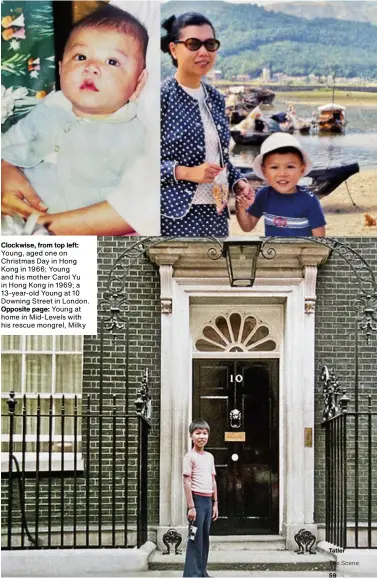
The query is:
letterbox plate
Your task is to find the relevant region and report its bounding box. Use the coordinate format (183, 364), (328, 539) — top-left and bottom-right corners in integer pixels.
(304, 427), (313, 448)
(225, 432), (245, 442)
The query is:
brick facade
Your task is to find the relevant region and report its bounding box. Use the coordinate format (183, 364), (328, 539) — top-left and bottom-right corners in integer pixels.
(2, 236), (376, 542)
(314, 237), (377, 524)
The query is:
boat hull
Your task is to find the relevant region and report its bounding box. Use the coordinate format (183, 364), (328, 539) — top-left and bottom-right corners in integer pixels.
(231, 130), (269, 145)
(231, 127), (294, 146)
(229, 162), (360, 211)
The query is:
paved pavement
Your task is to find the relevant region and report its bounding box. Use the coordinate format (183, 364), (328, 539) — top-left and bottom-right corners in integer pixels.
(124, 570), (343, 578)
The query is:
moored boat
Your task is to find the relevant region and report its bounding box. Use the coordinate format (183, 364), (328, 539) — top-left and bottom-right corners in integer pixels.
(233, 162), (359, 199)
(316, 103), (347, 133)
(226, 86), (276, 122)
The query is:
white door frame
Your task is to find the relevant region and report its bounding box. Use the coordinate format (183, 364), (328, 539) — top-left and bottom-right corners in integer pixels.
(156, 275), (317, 549)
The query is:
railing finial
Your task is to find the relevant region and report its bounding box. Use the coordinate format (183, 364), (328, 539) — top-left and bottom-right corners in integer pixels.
(7, 391), (17, 414)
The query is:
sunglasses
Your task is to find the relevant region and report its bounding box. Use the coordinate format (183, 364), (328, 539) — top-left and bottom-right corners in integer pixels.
(174, 38), (221, 52)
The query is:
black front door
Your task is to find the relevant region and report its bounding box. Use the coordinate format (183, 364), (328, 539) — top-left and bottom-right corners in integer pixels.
(193, 359), (279, 534)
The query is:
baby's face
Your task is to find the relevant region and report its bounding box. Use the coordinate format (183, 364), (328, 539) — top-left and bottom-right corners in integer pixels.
(60, 27), (144, 117)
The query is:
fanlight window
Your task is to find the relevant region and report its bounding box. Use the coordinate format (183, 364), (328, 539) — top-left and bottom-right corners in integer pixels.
(195, 313), (277, 352)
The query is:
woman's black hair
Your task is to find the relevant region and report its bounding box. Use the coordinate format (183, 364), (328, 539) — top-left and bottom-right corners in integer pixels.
(161, 12), (216, 68)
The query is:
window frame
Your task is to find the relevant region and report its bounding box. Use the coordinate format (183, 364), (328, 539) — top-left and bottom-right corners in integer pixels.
(1, 336), (84, 473)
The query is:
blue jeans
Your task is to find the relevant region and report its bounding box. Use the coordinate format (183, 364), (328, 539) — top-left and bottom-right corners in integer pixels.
(183, 494), (212, 577)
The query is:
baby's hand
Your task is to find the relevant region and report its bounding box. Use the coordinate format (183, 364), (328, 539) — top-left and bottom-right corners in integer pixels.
(1, 160), (47, 218)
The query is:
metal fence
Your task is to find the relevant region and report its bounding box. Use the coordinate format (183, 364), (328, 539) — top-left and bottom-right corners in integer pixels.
(322, 369), (377, 549)
(2, 391), (151, 550)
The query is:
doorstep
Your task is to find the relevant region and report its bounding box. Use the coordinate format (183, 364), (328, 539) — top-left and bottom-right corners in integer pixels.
(149, 549), (335, 572)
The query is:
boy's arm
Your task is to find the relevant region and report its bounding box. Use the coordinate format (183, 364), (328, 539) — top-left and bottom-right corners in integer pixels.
(183, 475), (196, 522)
(212, 476), (219, 521)
(236, 195), (260, 232)
(38, 201), (135, 236)
(307, 193), (326, 237)
(312, 226), (326, 237)
(236, 186), (266, 232)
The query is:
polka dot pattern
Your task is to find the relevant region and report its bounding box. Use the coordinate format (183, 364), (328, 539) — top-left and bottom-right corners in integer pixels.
(161, 77), (243, 228)
(161, 204), (229, 237)
(180, 83), (219, 205)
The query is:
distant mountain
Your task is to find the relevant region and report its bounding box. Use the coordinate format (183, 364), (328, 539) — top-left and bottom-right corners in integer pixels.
(162, 1), (377, 80)
(264, 2), (377, 25)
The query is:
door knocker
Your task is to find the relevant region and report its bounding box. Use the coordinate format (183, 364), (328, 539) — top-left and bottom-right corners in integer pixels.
(230, 409), (241, 429)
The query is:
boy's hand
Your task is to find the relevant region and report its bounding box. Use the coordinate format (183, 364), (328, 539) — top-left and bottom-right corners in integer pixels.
(187, 507), (196, 522)
(1, 160), (48, 217)
(212, 503), (219, 521)
(234, 180), (255, 203)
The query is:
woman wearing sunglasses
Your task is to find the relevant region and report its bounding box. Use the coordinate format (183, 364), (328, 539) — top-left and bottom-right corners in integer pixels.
(161, 12), (254, 236)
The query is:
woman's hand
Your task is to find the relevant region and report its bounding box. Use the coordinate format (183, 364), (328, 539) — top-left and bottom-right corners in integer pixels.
(1, 160), (47, 217)
(176, 163), (222, 184)
(234, 180), (255, 204)
(187, 506), (196, 522)
(212, 503), (219, 521)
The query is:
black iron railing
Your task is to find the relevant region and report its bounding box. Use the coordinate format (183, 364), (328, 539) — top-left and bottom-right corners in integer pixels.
(2, 391), (151, 550)
(322, 369), (377, 549)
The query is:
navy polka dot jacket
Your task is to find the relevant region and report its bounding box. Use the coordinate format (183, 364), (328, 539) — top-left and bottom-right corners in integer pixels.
(161, 77), (245, 219)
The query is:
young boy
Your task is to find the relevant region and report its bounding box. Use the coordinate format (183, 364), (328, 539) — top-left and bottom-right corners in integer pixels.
(1, 4), (148, 235)
(236, 133), (326, 237)
(183, 419), (218, 578)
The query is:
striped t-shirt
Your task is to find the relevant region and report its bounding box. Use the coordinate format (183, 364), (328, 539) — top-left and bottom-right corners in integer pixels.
(247, 185), (326, 236)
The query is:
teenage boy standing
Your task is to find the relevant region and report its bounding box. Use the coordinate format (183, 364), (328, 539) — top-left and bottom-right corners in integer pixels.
(183, 419), (218, 577)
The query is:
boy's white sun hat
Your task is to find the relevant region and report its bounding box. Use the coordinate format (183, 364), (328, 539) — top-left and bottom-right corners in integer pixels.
(252, 132), (313, 180)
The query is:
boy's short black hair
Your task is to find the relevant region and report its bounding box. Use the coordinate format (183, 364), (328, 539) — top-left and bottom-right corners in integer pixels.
(67, 4), (148, 65)
(262, 146), (304, 165)
(189, 419), (210, 435)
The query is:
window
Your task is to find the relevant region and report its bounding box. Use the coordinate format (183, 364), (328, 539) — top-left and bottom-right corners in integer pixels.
(1, 336), (83, 470)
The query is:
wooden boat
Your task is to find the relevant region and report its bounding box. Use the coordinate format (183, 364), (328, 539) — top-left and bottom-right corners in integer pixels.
(233, 162), (359, 199)
(226, 87), (275, 124)
(244, 87), (275, 108)
(231, 124), (294, 146)
(231, 129), (270, 146)
(226, 104), (249, 125)
(316, 103), (346, 133)
(230, 105), (310, 145)
(287, 105), (312, 134)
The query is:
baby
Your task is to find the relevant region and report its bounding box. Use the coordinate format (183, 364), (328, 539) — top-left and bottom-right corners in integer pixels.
(236, 133), (326, 237)
(1, 4), (148, 235)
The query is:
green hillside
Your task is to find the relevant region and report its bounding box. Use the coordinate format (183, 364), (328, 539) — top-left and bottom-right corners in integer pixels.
(161, 1), (377, 80)
(264, 1), (377, 26)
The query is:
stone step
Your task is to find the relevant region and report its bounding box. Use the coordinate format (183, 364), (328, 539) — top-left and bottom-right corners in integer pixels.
(149, 549), (335, 572)
(210, 535), (286, 551)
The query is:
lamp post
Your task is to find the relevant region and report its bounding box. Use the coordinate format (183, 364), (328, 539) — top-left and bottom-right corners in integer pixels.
(222, 237), (262, 287)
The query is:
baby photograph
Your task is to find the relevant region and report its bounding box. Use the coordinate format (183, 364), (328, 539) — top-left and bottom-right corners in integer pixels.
(161, 0), (377, 238)
(1, 0), (160, 236)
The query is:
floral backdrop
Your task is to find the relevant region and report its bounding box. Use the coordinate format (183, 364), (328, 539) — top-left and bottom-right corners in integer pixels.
(1, 1), (56, 132)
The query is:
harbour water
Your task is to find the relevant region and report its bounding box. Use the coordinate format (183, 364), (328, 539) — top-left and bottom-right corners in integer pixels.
(230, 99), (377, 171)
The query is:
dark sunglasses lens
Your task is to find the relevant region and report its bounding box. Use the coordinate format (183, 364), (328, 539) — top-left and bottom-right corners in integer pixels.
(185, 38), (202, 51)
(205, 39), (220, 52)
